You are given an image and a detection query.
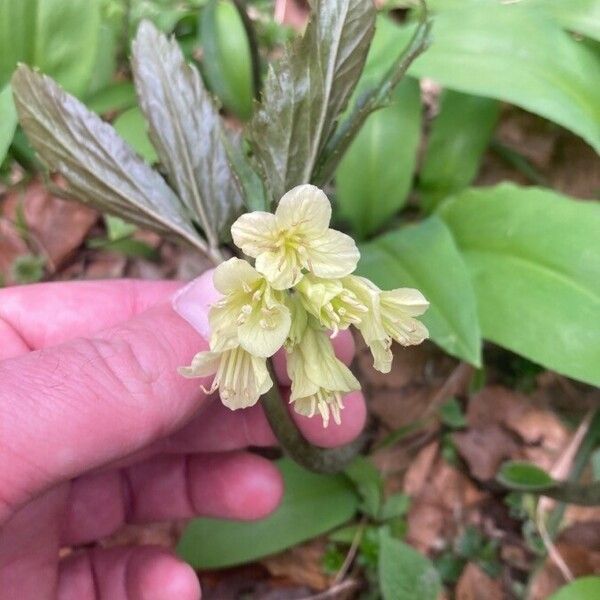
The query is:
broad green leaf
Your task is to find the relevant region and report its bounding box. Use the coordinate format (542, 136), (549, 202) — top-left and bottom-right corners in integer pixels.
(132, 21), (244, 246)
(0, 85), (17, 163)
(380, 493), (411, 521)
(249, 0), (376, 201)
(177, 459), (358, 568)
(336, 78), (421, 239)
(371, 11), (600, 152)
(438, 184), (600, 386)
(549, 577), (600, 600)
(497, 461), (555, 490)
(11, 66), (206, 253)
(200, 0), (254, 120)
(419, 90), (499, 211)
(113, 107), (157, 164)
(345, 456), (383, 518)
(378, 529), (441, 600)
(0, 0), (101, 95)
(358, 216), (482, 366)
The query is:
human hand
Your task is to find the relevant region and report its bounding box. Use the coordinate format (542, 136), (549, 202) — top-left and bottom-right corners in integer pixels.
(0, 272), (366, 600)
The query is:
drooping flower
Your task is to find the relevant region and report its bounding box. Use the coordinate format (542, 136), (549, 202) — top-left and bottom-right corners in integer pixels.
(209, 257), (291, 357)
(231, 184), (360, 290)
(343, 275), (429, 373)
(296, 274), (368, 336)
(287, 319), (360, 427)
(179, 346), (272, 410)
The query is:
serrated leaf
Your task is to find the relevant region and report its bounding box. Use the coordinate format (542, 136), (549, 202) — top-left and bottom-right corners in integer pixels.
(249, 0), (375, 202)
(438, 184), (600, 387)
(131, 20), (243, 246)
(177, 459), (358, 569)
(11, 65), (205, 252)
(358, 216), (482, 366)
(378, 529), (441, 600)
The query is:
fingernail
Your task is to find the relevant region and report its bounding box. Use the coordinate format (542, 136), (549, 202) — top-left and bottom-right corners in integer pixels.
(171, 269), (219, 340)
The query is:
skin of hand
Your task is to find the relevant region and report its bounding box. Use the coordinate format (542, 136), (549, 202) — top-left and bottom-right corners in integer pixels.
(0, 270), (366, 600)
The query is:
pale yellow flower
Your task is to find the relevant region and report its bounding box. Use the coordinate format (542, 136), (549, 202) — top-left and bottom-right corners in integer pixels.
(231, 184), (359, 290)
(296, 274), (368, 336)
(287, 320), (360, 427)
(343, 275), (429, 373)
(209, 257), (291, 357)
(179, 346), (272, 410)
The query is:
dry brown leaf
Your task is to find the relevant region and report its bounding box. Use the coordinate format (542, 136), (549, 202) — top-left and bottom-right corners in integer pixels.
(455, 563), (503, 600)
(403, 441), (439, 497)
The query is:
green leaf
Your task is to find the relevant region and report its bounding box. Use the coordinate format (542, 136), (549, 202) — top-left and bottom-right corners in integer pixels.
(380, 493), (411, 521)
(0, 0), (101, 95)
(549, 576), (600, 600)
(419, 90), (499, 212)
(11, 254), (45, 284)
(498, 460), (600, 506)
(131, 20), (244, 246)
(345, 456), (383, 518)
(438, 184), (600, 386)
(177, 459), (359, 569)
(11, 65), (206, 253)
(200, 0), (254, 120)
(358, 216), (482, 366)
(113, 107), (158, 164)
(439, 397), (467, 429)
(372, 10), (600, 152)
(497, 461), (555, 490)
(85, 82), (137, 115)
(336, 78), (421, 239)
(0, 85), (17, 163)
(378, 529), (441, 600)
(249, 0), (375, 201)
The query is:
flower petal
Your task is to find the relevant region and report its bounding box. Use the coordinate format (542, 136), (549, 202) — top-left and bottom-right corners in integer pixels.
(256, 248), (303, 290)
(178, 350), (220, 378)
(238, 301), (291, 357)
(276, 184), (331, 234)
(288, 349), (319, 401)
(380, 288), (429, 317)
(220, 349), (272, 410)
(213, 257), (261, 295)
(305, 229), (359, 279)
(231, 211), (278, 257)
(208, 305), (239, 351)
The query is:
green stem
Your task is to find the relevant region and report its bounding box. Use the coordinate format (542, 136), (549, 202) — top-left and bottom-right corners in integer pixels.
(261, 362), (368, 474)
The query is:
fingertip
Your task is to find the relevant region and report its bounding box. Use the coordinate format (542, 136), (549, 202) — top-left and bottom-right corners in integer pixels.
(127, 549), (201, 600)
(189, 452), (283, 520)
(171, 269), (217, 340)
(291, 390), (366, 448)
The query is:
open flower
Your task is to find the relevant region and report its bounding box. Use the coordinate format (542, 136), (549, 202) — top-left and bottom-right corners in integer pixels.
(179, 346), (272, 410)
(287, 320), (360, 427)
(296, 274), (368, 336)
(343, 275), (429, 373)
(231, 184), (359, 289)
(209, 257), (291, 357)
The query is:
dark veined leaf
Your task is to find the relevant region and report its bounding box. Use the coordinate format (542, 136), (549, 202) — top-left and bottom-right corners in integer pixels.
(132, 20), (244, 247)
(0, 85), (17, 163)
(200, 0), (254, 120)
(378, 529), (441, 600)
(11, 65), (206, 253)
(336, 78), (422, 239)
(0, 0), (101, 95)
(419, 90), (499, 212)
(177, 459), (358, 568)
(249, 0), (376, 202)
(438, 184), (600, 387)
(358, 216), (482, 366)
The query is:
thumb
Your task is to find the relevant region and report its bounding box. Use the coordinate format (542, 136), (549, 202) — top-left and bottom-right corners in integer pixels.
(0, 271), (217, 522)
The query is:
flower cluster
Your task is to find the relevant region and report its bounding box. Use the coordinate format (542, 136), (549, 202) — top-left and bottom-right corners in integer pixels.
(180, 185), (429, 427)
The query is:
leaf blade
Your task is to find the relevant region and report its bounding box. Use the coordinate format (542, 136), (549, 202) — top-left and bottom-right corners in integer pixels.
(131, 20), (243, 245)
(11, 65), (204, 251)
